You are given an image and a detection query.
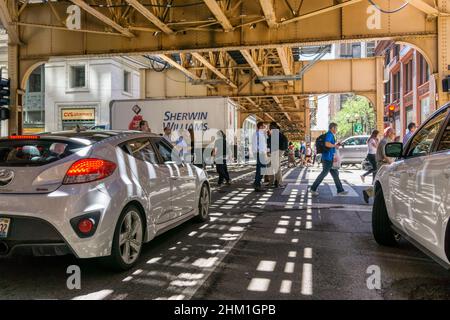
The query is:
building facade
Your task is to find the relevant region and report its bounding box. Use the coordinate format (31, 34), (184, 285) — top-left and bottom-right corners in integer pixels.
(375, 41), (436, 138)
(23, 57), (141, 133)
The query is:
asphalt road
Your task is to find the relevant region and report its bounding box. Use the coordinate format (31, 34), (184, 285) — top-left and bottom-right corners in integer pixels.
(1, 164), (449, 300)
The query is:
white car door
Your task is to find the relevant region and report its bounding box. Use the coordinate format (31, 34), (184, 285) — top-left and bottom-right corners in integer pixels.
(386, 156), (419, 231)
(152, 138), (197, 218)
(122, 138), (172, 224)
(409, 108), (450, 257)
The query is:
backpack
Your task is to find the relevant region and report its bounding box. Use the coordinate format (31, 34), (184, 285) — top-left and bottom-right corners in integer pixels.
(315, 133), (328, 154)
(279, 132), (289, 151)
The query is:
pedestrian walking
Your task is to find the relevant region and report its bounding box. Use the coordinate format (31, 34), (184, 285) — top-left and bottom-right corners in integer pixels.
(403, 122), (417, 145)
(253, 122), (268, 192)
(287, 142), (296, 168)
(360, 130), (379, 183)
(310, 123), (348, 196)
(267, 122), (288, 188)
(362, 127), (396, 203)
(213, 130), (231, 186)
(264, 127), (273, 185)
(305, 143), (312, 166)
(299, 141), (306, 166)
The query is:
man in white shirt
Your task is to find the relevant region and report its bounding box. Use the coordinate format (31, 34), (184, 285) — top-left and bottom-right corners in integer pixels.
(252, 122), (268, 192)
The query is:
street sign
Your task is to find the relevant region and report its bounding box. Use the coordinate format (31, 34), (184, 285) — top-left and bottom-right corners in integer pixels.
(354, 123), (363, 134)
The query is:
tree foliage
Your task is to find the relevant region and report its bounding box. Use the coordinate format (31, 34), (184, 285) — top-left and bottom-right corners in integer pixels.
(333, 96), (376, 139)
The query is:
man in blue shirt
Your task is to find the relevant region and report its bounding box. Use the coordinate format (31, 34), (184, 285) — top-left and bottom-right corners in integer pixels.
(310, 123), (347, 196)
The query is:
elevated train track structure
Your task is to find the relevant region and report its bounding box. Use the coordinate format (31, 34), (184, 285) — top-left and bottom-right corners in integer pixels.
(0, 0), (448, 138)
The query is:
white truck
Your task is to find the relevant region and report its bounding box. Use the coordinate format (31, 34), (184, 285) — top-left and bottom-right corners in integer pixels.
(110, 97), (239, 142)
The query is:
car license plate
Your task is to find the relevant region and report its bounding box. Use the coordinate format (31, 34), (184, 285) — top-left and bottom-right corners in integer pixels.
(0, 218), (10, 238)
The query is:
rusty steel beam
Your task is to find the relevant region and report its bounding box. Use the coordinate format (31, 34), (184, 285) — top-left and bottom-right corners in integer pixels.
(203, 0), (233, 32)
(0, 0), (20, 44)
(69, 0), (134, 37)
(259, 0), (278, 28)
(240, 49), (270, 87)
(125, 0), (174, 34)
(191, 52), (237, 88)
(409, 0), (439, 16)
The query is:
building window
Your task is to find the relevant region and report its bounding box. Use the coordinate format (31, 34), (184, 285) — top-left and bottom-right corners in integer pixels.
(393, 72), (400, 101)
(418, 55), (430, 85)
(420, 97), (431, 123)
(351, 43), (361, 58)
(384, 80), (391, 104)
(366, 42), (375, 57)
(406, 106), (414, 130)
(385, 48), (391, 66)
(394, 112), (401, 137)
(123, 70), (131, 93)
(339, 43), (353, 58)
(393, 44), (400, 58)
(28, 70), (42, 93)
(69, 65), (86, 89)
(404, 61), (413, 93)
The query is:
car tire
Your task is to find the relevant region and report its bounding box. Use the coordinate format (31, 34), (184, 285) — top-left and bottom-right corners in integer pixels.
(372, 187), (399, 246)
(194, 184), (210, 223)
(103, 204), (145, 271)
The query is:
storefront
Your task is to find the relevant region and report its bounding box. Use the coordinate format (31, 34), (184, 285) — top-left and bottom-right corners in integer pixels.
(61, 108), (96, 130)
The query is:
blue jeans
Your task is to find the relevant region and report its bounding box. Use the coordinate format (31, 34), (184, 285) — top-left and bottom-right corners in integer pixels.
(311, 160), (344, 193)
(254, 153), (266, 187)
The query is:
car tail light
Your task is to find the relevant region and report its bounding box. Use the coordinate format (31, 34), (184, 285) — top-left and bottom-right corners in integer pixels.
(78, 218), (94, 234)
(63, 158), (116, 184)
(8, 135), (40, 140)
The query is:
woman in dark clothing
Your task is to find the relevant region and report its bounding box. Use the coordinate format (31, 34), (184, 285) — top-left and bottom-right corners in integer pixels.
(213, 130), (231, 186)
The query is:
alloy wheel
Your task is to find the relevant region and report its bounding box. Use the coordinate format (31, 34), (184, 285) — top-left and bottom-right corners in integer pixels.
(119, 210), (143, 265)
(199, 186), (210, 218)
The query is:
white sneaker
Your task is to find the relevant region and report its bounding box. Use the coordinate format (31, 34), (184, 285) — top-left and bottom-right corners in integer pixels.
(310, 190), (319, 196)
(337, 191), (349, 196)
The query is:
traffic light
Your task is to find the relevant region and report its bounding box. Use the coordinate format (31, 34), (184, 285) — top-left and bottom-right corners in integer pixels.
(0, 78), (10, 106)
(388, 105), (395, 120)
(0, 78), (10, 120)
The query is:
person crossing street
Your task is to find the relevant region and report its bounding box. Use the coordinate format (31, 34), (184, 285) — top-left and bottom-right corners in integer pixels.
(253, 122), (268, 192)
(310, 123), (348, 196)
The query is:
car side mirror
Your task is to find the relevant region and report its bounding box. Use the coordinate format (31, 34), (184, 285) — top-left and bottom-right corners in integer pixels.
(385, 142), (403, 158)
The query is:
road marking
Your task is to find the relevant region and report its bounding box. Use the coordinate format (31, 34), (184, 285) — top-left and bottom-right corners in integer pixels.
(326, 182), (359, 197)
(301, 263), (313, 295)
(72, 289), (114, 300)
(258, 201), (371, 212)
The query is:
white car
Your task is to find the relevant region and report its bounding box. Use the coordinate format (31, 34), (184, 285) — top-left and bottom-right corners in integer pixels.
(0, 131), (210, 270)
(372, 103), (450, 268)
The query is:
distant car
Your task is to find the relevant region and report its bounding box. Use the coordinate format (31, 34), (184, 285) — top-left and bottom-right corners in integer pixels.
(372, 103), (450, 268)
(339, 135), (369, 165)
(0, 131), (210, 270)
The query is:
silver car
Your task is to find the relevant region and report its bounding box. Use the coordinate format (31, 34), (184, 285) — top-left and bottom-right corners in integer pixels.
(339, 135), (369, 166)
(0, 131), (210, 270)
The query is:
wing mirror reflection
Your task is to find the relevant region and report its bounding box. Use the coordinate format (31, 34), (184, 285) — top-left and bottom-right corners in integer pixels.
(385, 142), (403, 158)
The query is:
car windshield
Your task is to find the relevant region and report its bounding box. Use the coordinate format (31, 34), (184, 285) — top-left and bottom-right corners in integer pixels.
(0, 138), (87, 167)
